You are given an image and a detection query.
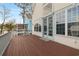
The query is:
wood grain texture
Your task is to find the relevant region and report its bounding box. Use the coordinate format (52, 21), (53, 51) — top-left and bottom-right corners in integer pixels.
(3, 35), (79, 56)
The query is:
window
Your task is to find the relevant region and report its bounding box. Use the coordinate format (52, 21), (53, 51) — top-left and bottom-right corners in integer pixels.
(67, 8), (72, 22)
(39, 25), (41, 32)
(67, 6), (79, 37)
(43, 18), (47, 35)
(48, 16), (53, 36)
(77, 6), (79, 16)
(34, 23), (41, 32)
(34, 24), (38, 31)
(68, 7), (77, 23)
(56, 11), (65, 24)
(68, 22), (79, 37)
(56, 24), (65, 35)
(56, 10), (65, 35)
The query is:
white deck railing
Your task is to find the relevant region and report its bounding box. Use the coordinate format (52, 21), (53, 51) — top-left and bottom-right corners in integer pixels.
(14, 29), (32, 35)
(0, 32), (11, 56)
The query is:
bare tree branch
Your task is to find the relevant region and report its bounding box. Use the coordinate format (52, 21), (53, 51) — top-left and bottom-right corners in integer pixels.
(0, 5), (11, 34)
(15, 3), (32, 34)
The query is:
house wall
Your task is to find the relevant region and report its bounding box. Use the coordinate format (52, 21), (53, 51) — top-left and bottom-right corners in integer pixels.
(32, 4), (43, 36)
(53, 3), (79, 49)
(53, 3), (71, 12)
(32, 3), (79, 49)
(32, 3), (72, 37)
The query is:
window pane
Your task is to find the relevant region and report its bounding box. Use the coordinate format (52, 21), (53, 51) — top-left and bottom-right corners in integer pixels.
(56, 24), (65, 35)
(43, 18), (47, 35)
(56, 10), (65, 35)
(67, 6), (79, 37)
(48, 16), (53, 36)
(68, 22), (79, 37)
(39, 25), (41, 32)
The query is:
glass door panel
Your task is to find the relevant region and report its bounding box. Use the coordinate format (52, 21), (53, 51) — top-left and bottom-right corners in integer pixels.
(43, 18), (47, 35)
(48, 16), (53, 36)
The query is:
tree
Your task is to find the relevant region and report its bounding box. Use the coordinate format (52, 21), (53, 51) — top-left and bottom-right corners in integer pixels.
(0, 5), (11, 34)
(15, 3), (32, 34)
(4, 21), (16, 32)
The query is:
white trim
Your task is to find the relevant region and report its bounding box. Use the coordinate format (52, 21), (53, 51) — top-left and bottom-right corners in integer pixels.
(65, 8), (68, 36)
(42, 3), (49, 8)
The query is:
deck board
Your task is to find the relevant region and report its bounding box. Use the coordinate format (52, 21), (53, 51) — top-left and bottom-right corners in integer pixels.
(3, 35), (79, 56)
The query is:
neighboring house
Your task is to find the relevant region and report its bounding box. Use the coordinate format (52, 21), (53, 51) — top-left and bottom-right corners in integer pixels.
(24, 19), (32, 34)
(32, 3), (79, 49)
(24, 10), (32, 34)
(16, 24), (28, 35)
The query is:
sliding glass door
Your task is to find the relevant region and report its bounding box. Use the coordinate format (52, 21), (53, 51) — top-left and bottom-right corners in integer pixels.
(43, 18), (47, 35)
(43, 15), (53, 38)
(48, 16), (53, 36)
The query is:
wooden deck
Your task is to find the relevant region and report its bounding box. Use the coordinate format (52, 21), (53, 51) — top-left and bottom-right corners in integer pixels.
(3, 35), (79, 56)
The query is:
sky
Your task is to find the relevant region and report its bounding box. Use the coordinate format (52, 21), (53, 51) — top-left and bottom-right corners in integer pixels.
(0, 3), (23, 24)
